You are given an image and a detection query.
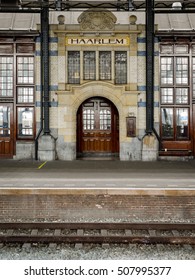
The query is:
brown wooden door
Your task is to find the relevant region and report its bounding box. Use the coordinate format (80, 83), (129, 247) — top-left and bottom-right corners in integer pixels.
(77, 97), (119, 157)
(0, 103), (14, 158)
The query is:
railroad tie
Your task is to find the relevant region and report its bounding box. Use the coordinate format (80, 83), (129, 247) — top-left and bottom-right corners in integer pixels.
(22, 229), (38, 252)
(75, 229), (84, 249)
(125, 229), (132, 236)
(49, 229), (61, 250)
(7, 229), (14, 235)
(149, 230), (162, 251)
(101, 229), (109, 248)
(148, 230), (156, 237)
(172, 230), (179, 236)
(125, 230), (137, 249)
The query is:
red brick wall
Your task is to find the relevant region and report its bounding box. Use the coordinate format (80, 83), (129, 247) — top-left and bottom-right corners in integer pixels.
(0, 195), (194, 222)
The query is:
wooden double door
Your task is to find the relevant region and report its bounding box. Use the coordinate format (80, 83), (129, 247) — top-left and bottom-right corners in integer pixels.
(77, 97), (119, 158)
(0, 103), (14, 158)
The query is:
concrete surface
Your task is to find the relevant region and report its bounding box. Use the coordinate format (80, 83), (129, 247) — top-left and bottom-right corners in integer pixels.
(0, 159), (195, 191)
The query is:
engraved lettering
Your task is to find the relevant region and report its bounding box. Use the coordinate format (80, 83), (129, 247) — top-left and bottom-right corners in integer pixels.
(116, 39), (124, 44)
(67, 37), (128, 45)
(79, 39), (86, 44)
(70, 38), (79, 44)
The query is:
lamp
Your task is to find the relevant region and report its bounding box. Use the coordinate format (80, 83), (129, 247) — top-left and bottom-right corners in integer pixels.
(172, 2), (182, 10)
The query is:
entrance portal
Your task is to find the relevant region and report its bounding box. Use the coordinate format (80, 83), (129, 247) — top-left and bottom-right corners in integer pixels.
(77, 97), (119, 158)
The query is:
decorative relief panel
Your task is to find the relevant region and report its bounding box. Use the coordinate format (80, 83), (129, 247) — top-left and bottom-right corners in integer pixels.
(78, 9), (117, 30)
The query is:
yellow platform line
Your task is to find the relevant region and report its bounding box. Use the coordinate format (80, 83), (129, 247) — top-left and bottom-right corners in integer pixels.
(38, 161), (47, 169)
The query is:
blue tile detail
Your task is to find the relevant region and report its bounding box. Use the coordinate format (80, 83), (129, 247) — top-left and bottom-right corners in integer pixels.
(49, 101), (58, 107)
(49, 50), (58, 56)
(137, 86), (159, 91)
(36, 85), (58, 91)
(49, 37), (58, 43)
(35, 36), (41, 43)
(35, 50), (41, 56)
(35, 101), (41, 107)
(137, 86), (146, 91)
(35, 37), (58, 43)
(49, 85), (58, 91)
(138, 101), (146, 107)
(137, 37), (146, 43)
(137, 51), (146, 56)
(35, 50), (58, 56)
(138, 102), (159, 107)
(36, 85), (41, 91)
(137, 37), (159, 43)
(36, 101), (58, 107)
(137, 51), (159, 56)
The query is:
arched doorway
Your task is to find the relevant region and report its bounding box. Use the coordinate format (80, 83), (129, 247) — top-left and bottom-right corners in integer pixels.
(77, 97), (119, 158)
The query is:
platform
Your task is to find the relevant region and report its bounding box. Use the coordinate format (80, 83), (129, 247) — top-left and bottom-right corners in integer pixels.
(0, 159), (195, 195)
(0, 159), (195, 222)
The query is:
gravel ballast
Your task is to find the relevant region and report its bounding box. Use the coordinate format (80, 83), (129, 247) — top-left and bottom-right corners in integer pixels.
(0, 244), (194, 260)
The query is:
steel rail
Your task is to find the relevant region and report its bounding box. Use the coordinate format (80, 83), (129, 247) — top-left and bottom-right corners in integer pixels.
(0, 235), (194, 245)
(0, 222), (195, 230)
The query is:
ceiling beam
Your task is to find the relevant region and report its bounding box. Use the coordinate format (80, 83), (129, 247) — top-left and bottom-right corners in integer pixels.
(0, 1), (195, 12)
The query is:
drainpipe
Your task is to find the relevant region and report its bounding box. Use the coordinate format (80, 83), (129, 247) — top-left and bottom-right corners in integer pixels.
(42, 3), (50, 135)
(35, 3), (49, 159)
(146, 0), (154, 135)
(35, 33), (43, 160)
(145, 0), (161, 149)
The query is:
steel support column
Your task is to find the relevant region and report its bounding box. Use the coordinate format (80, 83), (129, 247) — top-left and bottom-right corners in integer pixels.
(146, 0), (154, 134)
(41, 1), (50, 135)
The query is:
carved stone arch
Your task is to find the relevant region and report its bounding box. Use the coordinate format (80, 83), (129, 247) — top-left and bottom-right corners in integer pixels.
(73, 83), (121, 158)
(72, 82), (123, 118)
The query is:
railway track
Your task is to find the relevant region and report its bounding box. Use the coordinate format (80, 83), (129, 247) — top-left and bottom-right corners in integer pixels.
(0, 222), (195, 246)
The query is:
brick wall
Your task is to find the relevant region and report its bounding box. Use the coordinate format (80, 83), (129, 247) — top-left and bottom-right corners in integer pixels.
(0, 195), (194, 222)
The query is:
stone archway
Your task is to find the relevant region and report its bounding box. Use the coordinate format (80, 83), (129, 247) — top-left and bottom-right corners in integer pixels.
(76, 96), (119, 159)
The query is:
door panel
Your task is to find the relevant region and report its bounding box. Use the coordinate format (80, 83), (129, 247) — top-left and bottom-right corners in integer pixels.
(82, 131), (112, 152)
(0, 104), (13, 158)
(77, 97), (119, 157)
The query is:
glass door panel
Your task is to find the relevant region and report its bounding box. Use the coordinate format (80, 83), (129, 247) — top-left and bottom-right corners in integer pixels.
(176, 108), (189, 139)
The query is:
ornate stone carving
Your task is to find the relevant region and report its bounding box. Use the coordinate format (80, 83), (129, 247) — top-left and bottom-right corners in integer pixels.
(78, 9), (117, 30)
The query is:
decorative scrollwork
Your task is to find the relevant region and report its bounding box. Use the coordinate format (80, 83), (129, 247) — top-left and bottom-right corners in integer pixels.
(78, 9), (117, 30)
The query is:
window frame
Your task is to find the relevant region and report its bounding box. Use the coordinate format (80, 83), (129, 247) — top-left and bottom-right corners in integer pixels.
(0, 41), (36, 142)
(67, 51), (80, 84)
(16, 56), (35, 85)
(0, 56), (14, 97)
(99, 51), (112, 81)
(160, 43), (191, 141)
(16, 106), (35, 139)
(67, 50), (127, 85)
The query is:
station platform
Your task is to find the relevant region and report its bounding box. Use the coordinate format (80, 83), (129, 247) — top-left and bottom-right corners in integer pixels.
(0, 159), (195, 222)
(0, 159), (195, 195)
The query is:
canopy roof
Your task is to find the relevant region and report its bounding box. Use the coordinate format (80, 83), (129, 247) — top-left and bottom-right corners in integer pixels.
(1, 1), (195, 11)
(0, 0), (195, 31)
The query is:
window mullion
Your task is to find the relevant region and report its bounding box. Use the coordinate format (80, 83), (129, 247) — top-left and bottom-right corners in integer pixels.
(96, 51), (99, 81)
(80, 51), (83, 83)
(111, 51), (114, 83)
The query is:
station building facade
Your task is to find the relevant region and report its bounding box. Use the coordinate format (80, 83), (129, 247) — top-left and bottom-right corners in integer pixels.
(0, 10), (195, 161)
